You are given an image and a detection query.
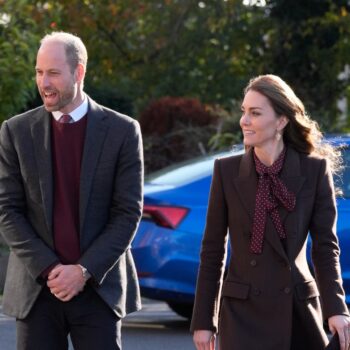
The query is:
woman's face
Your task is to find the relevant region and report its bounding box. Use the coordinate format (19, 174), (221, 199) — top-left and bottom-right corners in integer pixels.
(240, 90), (285, 150)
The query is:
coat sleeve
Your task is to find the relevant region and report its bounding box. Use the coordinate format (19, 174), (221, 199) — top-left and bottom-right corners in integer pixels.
(190, 159), (229, 333)
(309, 158), (349, 318)
(0, 121), (58, 281)
(78, 120), (144, 285)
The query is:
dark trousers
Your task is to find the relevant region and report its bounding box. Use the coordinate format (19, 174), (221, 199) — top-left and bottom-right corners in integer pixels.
(16, 285), (121, 350)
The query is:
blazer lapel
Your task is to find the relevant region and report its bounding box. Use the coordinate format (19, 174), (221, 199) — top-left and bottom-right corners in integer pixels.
(233, 148), (257, 221)
(278, 147), (306, 222)
(264, 147), (305, 261)
(79, 98), (108, 234)
(31, 109), (54, 239)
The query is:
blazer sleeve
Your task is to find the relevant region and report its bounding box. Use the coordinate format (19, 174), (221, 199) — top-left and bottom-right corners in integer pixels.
(190, 158), (229, 333)
(78, 120), (144, 285)
(309, 158), (349, 318)
(0, 121), (58, 281)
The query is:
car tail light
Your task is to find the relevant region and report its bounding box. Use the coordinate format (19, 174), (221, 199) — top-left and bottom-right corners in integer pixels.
(142, 205), (189, 229)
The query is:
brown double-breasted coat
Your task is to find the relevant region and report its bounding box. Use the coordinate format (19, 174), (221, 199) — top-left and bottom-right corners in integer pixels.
(190, 147), (348, 350)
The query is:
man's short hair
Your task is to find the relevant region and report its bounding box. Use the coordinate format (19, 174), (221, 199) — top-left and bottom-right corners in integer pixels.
(40, 31), (88, 73)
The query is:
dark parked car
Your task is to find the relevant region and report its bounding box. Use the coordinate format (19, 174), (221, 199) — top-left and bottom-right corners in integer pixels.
(132, 137), (350, 318)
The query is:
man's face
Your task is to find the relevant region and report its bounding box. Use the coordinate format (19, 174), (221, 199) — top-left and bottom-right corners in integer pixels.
(35, 41), (80, 113)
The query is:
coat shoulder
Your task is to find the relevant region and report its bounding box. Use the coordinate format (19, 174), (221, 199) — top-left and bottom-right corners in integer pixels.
(299, 151), (325, 164)
(101, 106), (137, 125)
(99, 107), (141, 142)
(298, 151), (327, 175)
(87, 97), (141, 142)
(216, 151), (245, 177)
(218, 152), (243, 165)
(4, 106), (45, 128)
(89, 98), (139, 130)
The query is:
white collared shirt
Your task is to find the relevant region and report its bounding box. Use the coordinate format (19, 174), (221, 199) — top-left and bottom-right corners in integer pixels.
(52, 94), (88, 122)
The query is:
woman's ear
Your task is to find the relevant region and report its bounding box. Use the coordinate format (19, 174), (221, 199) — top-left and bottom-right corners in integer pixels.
(278, 115), (289, 131)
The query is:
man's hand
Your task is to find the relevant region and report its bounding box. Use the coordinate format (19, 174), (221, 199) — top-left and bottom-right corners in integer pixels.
(47, 264), (86, 302)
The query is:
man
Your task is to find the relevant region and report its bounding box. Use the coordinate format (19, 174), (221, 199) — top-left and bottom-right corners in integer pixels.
(0, 32), (143, 350)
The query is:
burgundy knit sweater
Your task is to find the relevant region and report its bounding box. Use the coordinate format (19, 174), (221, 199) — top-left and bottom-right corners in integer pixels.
(51, 116), (87, 264)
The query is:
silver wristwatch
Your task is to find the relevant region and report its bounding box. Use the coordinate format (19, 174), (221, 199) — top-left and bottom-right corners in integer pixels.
(78, 264), (91, 281)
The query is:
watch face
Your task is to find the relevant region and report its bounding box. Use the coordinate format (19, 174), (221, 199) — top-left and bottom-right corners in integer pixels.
(84, 268), (91, 280)
(79, 265), (89, 279)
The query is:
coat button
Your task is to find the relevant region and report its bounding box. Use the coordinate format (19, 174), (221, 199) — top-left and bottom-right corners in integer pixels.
(252, 288), (261, 296)
(283, 287), (291, 294)
(250, 259), (257, 267)
(279, 259), (291, 270)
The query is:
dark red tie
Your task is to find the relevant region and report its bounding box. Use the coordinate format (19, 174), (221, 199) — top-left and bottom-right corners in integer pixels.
(250, 148), (296, 254)
(59, 114), (73, 123)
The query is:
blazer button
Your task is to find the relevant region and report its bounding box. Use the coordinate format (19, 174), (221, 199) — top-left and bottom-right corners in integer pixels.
(283, 287), (291, 294)
(252, 288), (261, 296)
(250, 259), (257, 267)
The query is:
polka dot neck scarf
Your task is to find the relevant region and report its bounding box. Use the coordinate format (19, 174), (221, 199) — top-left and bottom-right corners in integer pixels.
(250, 148), (296, 254)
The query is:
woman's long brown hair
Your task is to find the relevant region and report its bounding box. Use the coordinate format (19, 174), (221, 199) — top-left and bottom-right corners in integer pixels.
(244, 74), (342, 176)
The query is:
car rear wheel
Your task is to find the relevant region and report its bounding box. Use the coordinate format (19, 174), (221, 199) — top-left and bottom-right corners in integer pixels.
(167, 301), (193, 320)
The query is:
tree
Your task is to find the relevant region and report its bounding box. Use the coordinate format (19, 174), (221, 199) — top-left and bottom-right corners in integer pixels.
(20, 0), (260, 113)
(1, 0), (349, 132)
(259, 0), (350, 129)
(139, 96), (222, 172)
(0, 0), (40, 120)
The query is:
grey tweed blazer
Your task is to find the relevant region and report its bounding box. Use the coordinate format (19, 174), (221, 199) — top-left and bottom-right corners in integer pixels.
(0, 96), (143, 319)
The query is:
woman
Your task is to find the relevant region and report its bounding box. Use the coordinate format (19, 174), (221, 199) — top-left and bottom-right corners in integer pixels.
(190, 75), (350, 350)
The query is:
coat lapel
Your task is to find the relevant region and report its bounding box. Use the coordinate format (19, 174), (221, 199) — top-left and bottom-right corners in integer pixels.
(31, 109), (54, 239)
(79, 98), (108, 234)
(279, 147), (306, 222)
(233, 148), (257, 221)
(264, 147), (305, 260)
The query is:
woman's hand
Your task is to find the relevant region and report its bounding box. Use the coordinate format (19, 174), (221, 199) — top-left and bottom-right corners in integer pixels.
(328, 315), (350, 350)
(193, 330), (216, 350)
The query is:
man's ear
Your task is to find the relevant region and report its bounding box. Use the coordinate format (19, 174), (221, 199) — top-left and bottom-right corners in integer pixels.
(75, 63), (85, 84)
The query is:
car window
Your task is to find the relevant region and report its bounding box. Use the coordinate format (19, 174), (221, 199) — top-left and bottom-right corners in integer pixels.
(147, 158), (217, 186)
(146, 144), (349, 194)
(336, 147), (350, 198)
(147, 146), (244, 186)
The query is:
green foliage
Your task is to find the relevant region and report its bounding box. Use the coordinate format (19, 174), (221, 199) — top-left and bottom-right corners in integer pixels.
(207, 103), (243, 151)
(16, 0), (262, 114)
(0, 0), (40, 120)
(1, 0), (350, 135)
(261, 0), (350, 129)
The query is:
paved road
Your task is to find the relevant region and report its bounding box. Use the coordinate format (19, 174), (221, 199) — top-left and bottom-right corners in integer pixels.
(122, 300), (193, 349)
(0, 299), (194, 350)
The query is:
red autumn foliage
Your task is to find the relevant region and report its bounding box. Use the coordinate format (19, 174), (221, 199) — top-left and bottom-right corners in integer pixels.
(139, 96), (218, 136)
(139, 97), (220, 173)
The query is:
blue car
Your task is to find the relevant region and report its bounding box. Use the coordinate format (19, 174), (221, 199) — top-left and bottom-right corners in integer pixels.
(132, 137), (350, 318)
